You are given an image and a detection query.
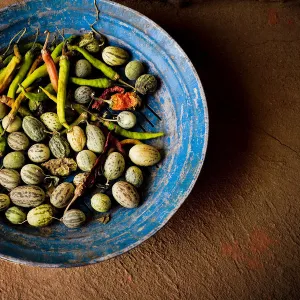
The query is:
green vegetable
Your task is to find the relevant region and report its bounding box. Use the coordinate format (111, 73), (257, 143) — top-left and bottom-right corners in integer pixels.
(91, 193), (111, 212)
(70, 77), (112, 89)
(76, 150), (97, 172)
(57, 52), (70, 129)
(135, 74), (158, 94)
(129, 144), (161, 166)
(102, 46), (129, 66)
(117, 111), (137, 129)
(125, 61), (145, 80)
(2, 115), (22, 133)
(5, 206), (26, 224)
(62, 209), (86, 228)
(112, 181), (140, 208)
(125, 166), (144, 187)
(74, 86), (93, 104)
(3, 151), (25, 169)
(75, 59), (92, 78)
(27, 204), (54, 227)
(68, 45), (119, 80)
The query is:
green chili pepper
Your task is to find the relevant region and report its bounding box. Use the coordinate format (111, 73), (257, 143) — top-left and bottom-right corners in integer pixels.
(16, 57), (60, 93)
(57, 52), (70, 129)
(39, 85), (57, 103)
(20, 83), (54, 102)
(0, 95), (32, 117)
(77, 105), (164, 140)
(7, 50), (35, 99)
(15, 36), (76, 94)
(2, 54), (13, 66)
(0, 124), (7, 157)
(51, 35), (77, 59)
(2, 42), (43, 67)
(103, 121), (164, 140)
(68, 45), (119, 80)
(0, 45), (22, 94)
(70, 77), (112, 88)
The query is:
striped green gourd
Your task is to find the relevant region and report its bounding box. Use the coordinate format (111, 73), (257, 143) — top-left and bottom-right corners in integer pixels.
(86, 124), (105, 153)
(22, 116), (47, 142)
(49, 135), (70, 158)
(50, 182), (75, 208)
(62, 209), (86, 228)
(27, 204), (54, 227)
(102, 46), (129, 66)
(10, 185), (45, 207)
(0, 169), (21, 190)
(0, 194), (10, 211)
(20, 164), (45, 185)
(7, 132), (29, 151)
(40, 112), (63, 132)
(5, 206), (26, 224)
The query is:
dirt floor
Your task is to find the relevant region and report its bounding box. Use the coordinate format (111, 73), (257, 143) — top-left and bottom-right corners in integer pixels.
(1, 0), (300, 299)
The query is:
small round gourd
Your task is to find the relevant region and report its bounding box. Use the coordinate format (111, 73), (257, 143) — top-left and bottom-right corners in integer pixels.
(125, 166), (143, 187)
(117, 111), (137, 129)
(112, 181), (140, 208)
(62, 209), (86, 228)
(5, 206), (26, 224)
(74, 86), (94, 104)
(20, 164), (45, 185)
(7, 132), (29, 151)
(27, 204), (54, 227)
(75, 59), (92, 78)
(0, 169), (20, 190)
(67, 126), (86, 152)
(0, 194), (10, 211)
(3, 151), (25, 169)
(50, 182), (75, 208)
(129, 144), (161, 167)
(22, 116), (47, 142)
(40, 112), (63, 132)
(91, 193), (111, 212)
(104, 152), (125, 181)
(28, 144), (50, 163)
(85, 41), (101, 53)
(2, 115), (22, 133)
(76, 150), (97, 172)
(49, 135), (70, 158)
(125, 61), (145, 80)
(102, 46), (129, 66)
(135, 74), (158, 95)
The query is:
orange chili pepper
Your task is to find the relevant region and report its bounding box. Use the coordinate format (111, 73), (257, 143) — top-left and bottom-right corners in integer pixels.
(41, 31), (58, 92)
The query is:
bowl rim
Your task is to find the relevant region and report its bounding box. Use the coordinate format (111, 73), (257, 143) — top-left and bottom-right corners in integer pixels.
(0, 0), (209, 268)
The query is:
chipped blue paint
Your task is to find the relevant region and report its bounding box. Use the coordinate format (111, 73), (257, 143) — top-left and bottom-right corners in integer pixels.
(0, 0), (208, 267)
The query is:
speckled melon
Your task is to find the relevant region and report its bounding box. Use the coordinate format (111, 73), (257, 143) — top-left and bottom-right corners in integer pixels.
(10, 185), (45, 208)
(27, 204), (54, 227)
(102, 46), (129, 66)
(7, 132), (29, 151)
(50, 182), (75, 208)
(22, 116), (47, 142)
(62, 209), (86, 228)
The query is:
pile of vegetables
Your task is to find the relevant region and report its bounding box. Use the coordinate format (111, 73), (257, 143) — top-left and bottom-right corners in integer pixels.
(0, 27), (164, 228)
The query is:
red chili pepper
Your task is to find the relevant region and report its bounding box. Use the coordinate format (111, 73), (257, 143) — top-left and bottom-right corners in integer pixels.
(92, 91), (141, 111)
(92, 86), (125, 110)
(42, 31), (58, 92)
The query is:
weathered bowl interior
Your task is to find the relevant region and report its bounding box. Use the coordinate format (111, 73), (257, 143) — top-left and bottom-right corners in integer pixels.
(0, 0), (208, 267)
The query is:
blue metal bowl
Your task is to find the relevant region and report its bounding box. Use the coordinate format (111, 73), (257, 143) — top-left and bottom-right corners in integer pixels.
(0, 0), (208, 267)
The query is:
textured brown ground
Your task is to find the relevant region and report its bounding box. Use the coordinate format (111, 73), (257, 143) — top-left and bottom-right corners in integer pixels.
(1, 0), (300, 299)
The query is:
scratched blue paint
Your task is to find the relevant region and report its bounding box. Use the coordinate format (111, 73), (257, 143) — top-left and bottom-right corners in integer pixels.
(0, 0), (208, 267)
